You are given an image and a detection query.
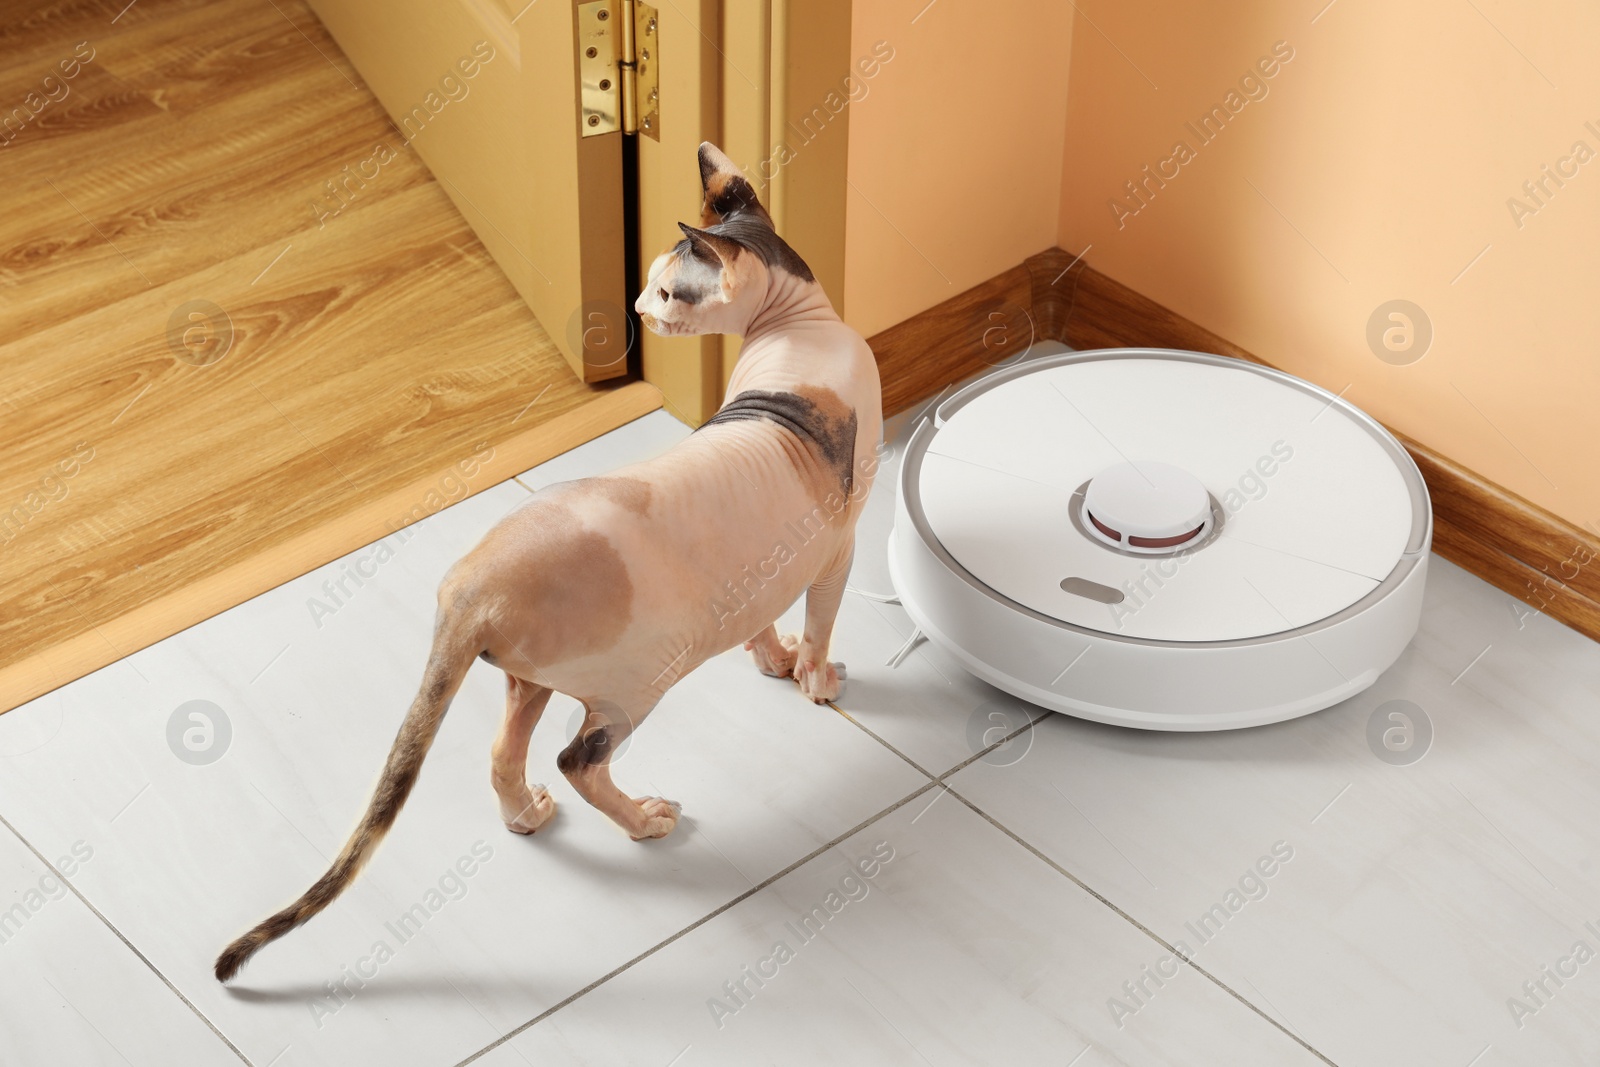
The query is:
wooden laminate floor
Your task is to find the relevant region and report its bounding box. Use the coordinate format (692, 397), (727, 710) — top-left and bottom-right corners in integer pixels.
(0, 0), (658, 710)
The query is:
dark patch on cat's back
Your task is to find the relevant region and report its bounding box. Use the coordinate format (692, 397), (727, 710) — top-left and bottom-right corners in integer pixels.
(702, 387), (857, 495)
(594, 475), (652, 515)
(478, 500), (635, 666)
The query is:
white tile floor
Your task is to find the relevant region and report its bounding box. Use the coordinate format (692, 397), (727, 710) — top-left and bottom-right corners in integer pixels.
(4, 352), (1599, 1066)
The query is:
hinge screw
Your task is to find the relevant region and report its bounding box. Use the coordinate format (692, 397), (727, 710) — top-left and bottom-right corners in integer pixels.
(588, 115), (600, 126)
(597, 8), (609, 18)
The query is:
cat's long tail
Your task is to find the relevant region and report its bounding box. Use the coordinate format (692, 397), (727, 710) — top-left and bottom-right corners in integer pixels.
(213, 597), (482, 982)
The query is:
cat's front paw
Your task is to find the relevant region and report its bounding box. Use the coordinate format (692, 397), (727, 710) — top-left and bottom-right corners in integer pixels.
(793, 656), (842, 703)
(746, 631), (798, 678)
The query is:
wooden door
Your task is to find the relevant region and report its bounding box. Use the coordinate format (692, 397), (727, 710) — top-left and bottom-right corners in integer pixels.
(307, 0), (627, 383)
(304, 0), (853, 418)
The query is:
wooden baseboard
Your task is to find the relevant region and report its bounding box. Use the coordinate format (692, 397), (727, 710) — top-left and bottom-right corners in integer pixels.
(0, 382), (663, 713)
(865, 262), (1037, 417)
(867, 247), (1600, 645)
(1402, 435), (1600, 637)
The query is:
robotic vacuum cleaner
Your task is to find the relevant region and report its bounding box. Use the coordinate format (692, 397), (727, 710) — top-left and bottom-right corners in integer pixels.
(888, 348), (1431, 730)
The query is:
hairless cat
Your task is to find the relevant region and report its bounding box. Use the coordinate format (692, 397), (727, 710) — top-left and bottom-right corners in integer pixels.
(216, 142), (884, 981)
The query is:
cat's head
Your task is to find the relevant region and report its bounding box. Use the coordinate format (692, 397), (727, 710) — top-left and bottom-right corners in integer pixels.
(634, 142), (814, 337)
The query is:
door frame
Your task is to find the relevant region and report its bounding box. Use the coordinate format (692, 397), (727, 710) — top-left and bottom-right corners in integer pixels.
(638, 0), (853, 425)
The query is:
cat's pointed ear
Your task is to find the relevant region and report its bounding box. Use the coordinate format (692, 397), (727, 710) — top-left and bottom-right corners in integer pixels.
(677, 221), (742, 270)
(697, 141), (772, 228)
(677, 221), (746, 298)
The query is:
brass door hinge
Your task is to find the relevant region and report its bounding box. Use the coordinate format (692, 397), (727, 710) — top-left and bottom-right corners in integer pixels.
(578, 0), (659, 140)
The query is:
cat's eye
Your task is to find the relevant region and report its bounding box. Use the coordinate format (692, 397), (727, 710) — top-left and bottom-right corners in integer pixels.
(658, 288), (670, 302)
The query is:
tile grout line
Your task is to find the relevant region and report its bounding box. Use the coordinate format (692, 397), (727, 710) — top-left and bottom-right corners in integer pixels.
(0, 811), (256, 1066)
(450, 778), (944, 1066)
(934, 709), (1055, 783)
(825, 701), (939, 780)
(942, 788), (1342, 1067)
(829, 676), (1052, 786)
(843, 688), (1328, 1064)
(820, 697), (1334, 1051)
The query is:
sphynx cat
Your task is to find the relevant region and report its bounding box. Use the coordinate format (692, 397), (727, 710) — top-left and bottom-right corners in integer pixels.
(215, 142), (883, 981)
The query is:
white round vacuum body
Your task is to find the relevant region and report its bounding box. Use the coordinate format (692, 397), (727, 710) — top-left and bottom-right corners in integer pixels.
(888, 348), (1432, 731)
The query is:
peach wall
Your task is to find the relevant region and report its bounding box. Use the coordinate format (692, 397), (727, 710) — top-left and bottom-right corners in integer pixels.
(844, 0), (1074, 339)
(1059, 0), (1599, 530)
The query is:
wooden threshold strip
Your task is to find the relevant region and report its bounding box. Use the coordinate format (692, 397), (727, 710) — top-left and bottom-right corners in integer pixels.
(0, 382), (663, 712)
(866, 246), (1600, 645)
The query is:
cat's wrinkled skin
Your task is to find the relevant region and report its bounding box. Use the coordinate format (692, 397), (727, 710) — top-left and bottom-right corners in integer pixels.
(215, 142), (883, 983)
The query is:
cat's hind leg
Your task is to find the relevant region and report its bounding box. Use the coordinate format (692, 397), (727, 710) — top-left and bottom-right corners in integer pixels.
(557, 697), (679, 840)
(492, 673), (558, 834)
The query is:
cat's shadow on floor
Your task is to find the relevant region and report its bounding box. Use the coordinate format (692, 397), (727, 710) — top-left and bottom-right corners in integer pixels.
(222, 825), (704, 1004)
(224, 971), (570, 1005)
(223, 813), (709, 1001)
(533, 809), (703, 863)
